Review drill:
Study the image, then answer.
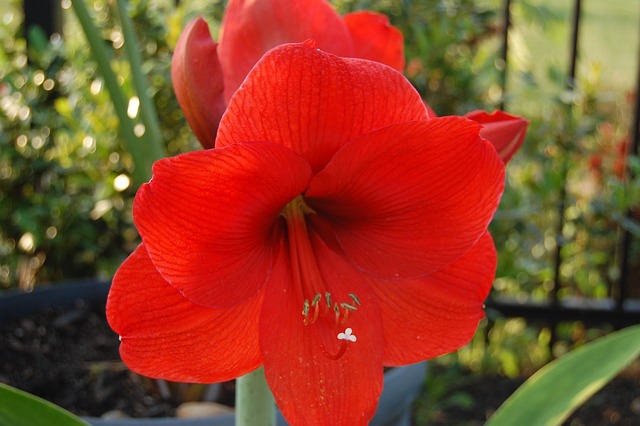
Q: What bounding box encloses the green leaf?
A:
[115,0,166,163]
[486,324,640,426]
[70,0,163,187]
[0,383,90,426]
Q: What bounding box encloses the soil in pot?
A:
[0,298,235,418]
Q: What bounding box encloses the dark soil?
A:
[0,299,234,418]
[1,299,639,424]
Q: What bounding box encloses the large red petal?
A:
[106,244,263,382]
[217,43,428,173]
[305,117,505,279]
[218,0,353,102]
[343,11,405,72]
[371,232,496,365]
[171,17,226,149]
[465,110,528,164]
[260,236,384,426]
[134,143,312,308]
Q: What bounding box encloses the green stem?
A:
[70,0,158,186]
[115,0,166,163]
[236,367,276,426]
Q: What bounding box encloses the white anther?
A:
[337,327,357,343]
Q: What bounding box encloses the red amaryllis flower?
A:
[108,43,505,425]
[464,110,528,164]
[171,0,404,148]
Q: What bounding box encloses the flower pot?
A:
[0,280,427,425]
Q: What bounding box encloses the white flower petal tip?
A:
[337,327,357,342]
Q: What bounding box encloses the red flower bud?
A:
[464,110,528,164]
[171,17,226,149]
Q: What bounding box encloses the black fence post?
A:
[551,0,582,308]
[23,0,62,41]
[499,0,511,111]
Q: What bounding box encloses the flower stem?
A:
[236,367,276,426]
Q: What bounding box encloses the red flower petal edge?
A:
[107,244,263,382]
[465,109,529,164]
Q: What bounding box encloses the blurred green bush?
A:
[0,0,196,289]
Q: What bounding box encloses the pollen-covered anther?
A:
[349,293,361,306]
[302,293,322,325]
[301,291,361,327]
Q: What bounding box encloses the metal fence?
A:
[20,0,640,328]
[487,0,640,329]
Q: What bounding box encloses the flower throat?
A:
[283,196,360,360]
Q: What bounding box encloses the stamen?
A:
[301,291,362,327]
[333,302,340,324]
[339,307,350,327]
[311,293,322,307]
[306,301,320,325]
[284,197,361,360]
[340,302,358,311]
[349,293,361,306]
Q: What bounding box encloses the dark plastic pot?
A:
[0,280,427,426]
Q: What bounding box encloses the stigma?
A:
[338,327,357,342]
[317,327,357,360]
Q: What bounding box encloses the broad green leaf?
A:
[487,324,640,426]
[0,383,90,426]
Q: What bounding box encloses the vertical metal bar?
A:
[567,0,582,89]
[616,25,640,310]
[23,0,61,41]
[499,0,512,111]
[551,0,582,306]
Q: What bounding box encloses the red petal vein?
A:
[107,244,263,382]
[133,143,312,308]
[217,43,428,172]
[306,117,505,279]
